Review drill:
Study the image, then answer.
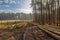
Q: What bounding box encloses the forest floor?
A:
[33,23,60,35]
[0,22,56,40]
[40,25,60,35]
[0,20,59,40]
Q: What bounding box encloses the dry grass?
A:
[0,20,20,24]
[0,20,32,24]
[0,20,32,29]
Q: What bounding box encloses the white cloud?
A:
[0,1,3,4]
[5,0,9,3]
[0,10,14,13]
[0,0,32,13]
[17,1,20,4]
[16,9,32,14]
[0,10,5,12]
[20,0,32,13]
[5,5,10,7]
[21,0,31,9]
[10,0,16,4]
[0,8,32,13]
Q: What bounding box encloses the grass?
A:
[0,20,32,24]
[0,20,21,24]
[0,20,32,29]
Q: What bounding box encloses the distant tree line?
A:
[0,12,33,20]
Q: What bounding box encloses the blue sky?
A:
[0,0,32,13]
